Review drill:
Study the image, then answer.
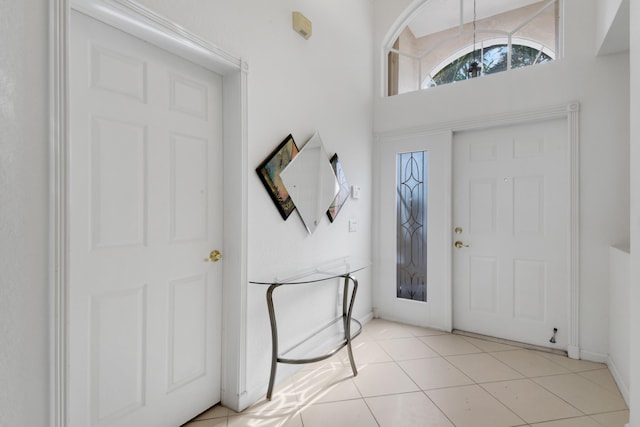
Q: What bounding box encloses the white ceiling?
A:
[407,0,545,38]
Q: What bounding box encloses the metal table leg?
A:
[343,274,359,376]
[264,274,360,400]
[265,284,279,400]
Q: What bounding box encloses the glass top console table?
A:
[250,257,369,400]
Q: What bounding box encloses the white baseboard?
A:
[579,349,609,364]
[372,310,451,332]
[567,345,580,359]
[607,356,630,405]
[359,311,374,325]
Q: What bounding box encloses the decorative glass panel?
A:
[396,151,428,301]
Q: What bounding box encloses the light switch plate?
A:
[349,218,358,232]
[351,185,361,199]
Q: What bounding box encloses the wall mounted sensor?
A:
[292,11,312,39]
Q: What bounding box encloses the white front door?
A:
[69,11,223,427]
[452,118,569,349]
[376,132,452,331]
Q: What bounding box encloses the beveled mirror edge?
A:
[280,132,339,234]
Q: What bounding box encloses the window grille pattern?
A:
[396,151,428,302]
[425,44,553,88]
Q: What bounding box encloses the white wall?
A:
[372,0,630,360]
[597,0,624,49]
[597,0,629,55]
[0,2,50,426]
[609,245,630,403]
[134,0,375,404]
[629,1,639,425]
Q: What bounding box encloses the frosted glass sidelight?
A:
[396,151,428,302]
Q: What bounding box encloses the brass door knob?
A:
[454,241,469,249]
[204,250,222,262]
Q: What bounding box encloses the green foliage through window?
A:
[425,44,552,88]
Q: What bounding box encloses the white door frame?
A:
[50,1,249,425]
[374,102,580,358]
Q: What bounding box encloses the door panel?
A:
[170,133,209,242]
[91,287,147,423]
[167,275,207,391]
[452,118,569,349]
[70,11,222,427]
[91,116,147,248]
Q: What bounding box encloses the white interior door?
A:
[69,11,223,427]
[376,132,452,331]
[452,118,569,349]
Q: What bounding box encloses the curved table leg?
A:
[343,274,359,376]
[266,284,279,400]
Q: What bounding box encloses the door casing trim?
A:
[375,102,580,358]
[50,1,250,425]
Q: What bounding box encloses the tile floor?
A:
[183,319,629,427]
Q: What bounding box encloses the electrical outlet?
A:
[348,218,358,232]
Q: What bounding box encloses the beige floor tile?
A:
[537,352,606,372]
[460,335,522,352]
[378,337,440,361]
[347,339,393,365]
[201,320,629,427]
[298,348,350,371]
[590,410,630,426]
[362,319,416,340]
[352,362,420,397]
[192,404,233,420]
[399,357,474,390]
[419,334,483,356]
[355,330,376,342]
[426,384,525,427]
[183,418,228,427]
[482,379,583,423]
[579,368,624,397]
[299,399,378,427]
[530,416,602,427]
[401,324,449,338]
[227,408,303,427]
[365,392,454,427]
[491,350,570,377]
[293,366,361,404]
[242,378,299,413]
[446,353,524,383]
[533,374,628,415]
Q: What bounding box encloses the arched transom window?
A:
[387,0,560,96]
